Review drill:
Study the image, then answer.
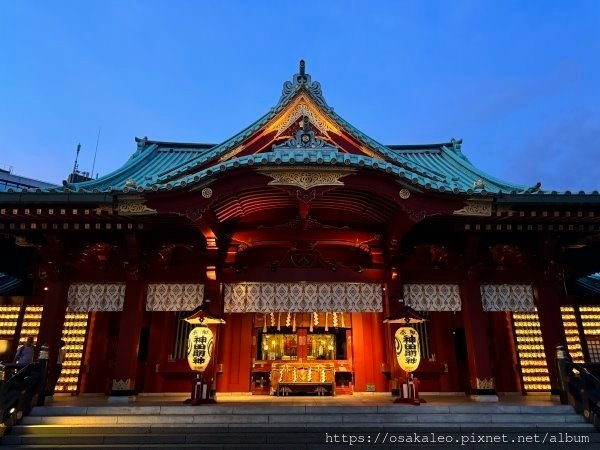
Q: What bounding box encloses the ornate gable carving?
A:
[259,167,353,191]
[269,98,337,138]
[117,197,156,215]
[273,116,331,150]
[453,199,493,217]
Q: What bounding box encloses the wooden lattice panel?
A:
[580,306,600,363]
[513,310,550,392]
[587,338,600,363]
[560,306,584,363]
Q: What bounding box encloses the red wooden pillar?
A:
[384,271,403,393]
[204,275,226,395]
[460,277,498,401]
[535,280,567,394]
[143,312,168,393]
[37,279,69,381]
[216,312,253,392]
[351,312,387,392]
[369,312,387,392]
[109,278,145,398]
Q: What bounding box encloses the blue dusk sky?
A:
[1,1,599,191]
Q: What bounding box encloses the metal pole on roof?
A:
[72,143,81,176]
[91,127,101,178]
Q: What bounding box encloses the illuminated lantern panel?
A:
[512,311,551,392]
[187,326,214,372]
[394,326,421,373]
[560,306,584,363]
[18,305,43,346]
[0,305,21,339]
[55,311,89,393]
[580,306,600,363]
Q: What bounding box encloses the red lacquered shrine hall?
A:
[2,61,600,401]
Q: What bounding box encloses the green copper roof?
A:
[49,140,214,193]
[3,61,581,198]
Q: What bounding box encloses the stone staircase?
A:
[1,403,598,449]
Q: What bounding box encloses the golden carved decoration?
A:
[218,144,245,162]
[112,378,132,391]
[259,167,353,190]
[358,145,382,160]
[267,95,339,138]
[201,187,213,198]
[475,377,495,390]
[453,199,492,217]
[117,199,156,215]
[399,189,411,199]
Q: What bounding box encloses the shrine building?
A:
[1,61,600,401]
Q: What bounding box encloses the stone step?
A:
[28,404,578,416]
[6,403,595,449]
[19,413,588,426]
[3,428,600,449]
[9,422,598,435]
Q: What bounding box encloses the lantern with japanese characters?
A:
[187,326,214,372]
[395,326,421,372]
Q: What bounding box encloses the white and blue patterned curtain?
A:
[224,282,382,312]
[146,284,204,311]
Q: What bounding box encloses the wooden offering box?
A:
[270,362,335,396]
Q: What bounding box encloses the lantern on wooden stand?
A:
[183,302,225,405]
[383,302,426,405]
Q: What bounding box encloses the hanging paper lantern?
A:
[187,326,214,372]
[394,326,421,372]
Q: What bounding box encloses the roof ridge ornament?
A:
[299,60,307,81]
[135,136,149,152]
[278,60,328,107]
[525,181,542,194]
[450,138,463,151]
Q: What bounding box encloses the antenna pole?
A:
[72,143,81,175]
[91,127,101,177]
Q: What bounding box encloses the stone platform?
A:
[1,394,598,449]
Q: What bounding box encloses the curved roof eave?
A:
[437,144,530,194]
[111,150,485,196]
[29,61,588,200]
[58,143,161,192]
